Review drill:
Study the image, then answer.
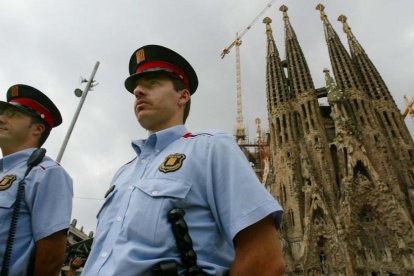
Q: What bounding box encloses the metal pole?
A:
[56,61,100,163]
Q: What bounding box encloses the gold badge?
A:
[136,49,145,64]
[11,86,19,97]
[159,153,186,173]
[0,175,17,191]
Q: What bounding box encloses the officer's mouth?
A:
[136,100,150,111]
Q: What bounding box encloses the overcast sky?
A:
[1,0,413,233]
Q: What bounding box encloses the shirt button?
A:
[128,185,133,190]
[151,190,159,196]
[116,216,122,222]
[141,159,146,164]
[101,252,108,258]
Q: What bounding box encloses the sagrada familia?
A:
[260,4,414,275]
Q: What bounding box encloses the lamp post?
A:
[56,61,100,163]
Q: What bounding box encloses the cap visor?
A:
[125,69,176,93]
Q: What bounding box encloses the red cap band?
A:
[10,98,54,127]
[136,61,189,88]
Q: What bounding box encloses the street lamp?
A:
[56,61,100,163]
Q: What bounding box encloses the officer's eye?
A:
[147,79,161,87]
[0,108,21,118]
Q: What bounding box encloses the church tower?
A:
[262,15,306,266]
[338,14,414,216]
[264,4,414,275]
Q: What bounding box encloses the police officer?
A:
[0,84,73,275]
[82,45,285,275]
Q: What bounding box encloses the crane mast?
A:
[235,38,246,143]
[221,0,277,144]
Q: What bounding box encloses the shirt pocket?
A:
[126,178,191,245]
[0,193,16,221]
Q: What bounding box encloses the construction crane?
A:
[221,0,277,144]
[402,95,414,122]
[220,0,277,59]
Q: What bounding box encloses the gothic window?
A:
[353,161,371,182]
[353,99,359,111]
[276,118,281,132]
[383,111,392,126]
[289,209,295,227]
[361,100,367,113]
[319,251,328,274]
[282,185,287,203]
[313,208,325,226]
[294,112,303,139]
[359,206,375,223]
[302,104,307,118]
[344,148,348,175]
[391,112,404,138]
[409,150,414,161]
[307,101,313,117]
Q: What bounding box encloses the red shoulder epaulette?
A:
[183,132,213,139]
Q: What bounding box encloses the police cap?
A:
[0,84,62,128]
[124,45,198,95]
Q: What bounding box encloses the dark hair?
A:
[30,116,51,147]
[170,77,191,123]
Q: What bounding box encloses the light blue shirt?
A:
[0,148,73,276]
[82,125,283,276]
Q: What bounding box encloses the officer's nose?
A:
[133,85,147,99]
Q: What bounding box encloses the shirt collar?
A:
[131,125,187,155]
[0,148,37,172]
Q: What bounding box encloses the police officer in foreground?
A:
[82,45,285,275]
[0,84,73,275]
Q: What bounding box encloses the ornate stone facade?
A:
[263,4,414,275]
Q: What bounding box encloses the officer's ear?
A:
[31,122,46,137]
[177,89,190,107]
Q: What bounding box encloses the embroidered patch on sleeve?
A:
[159,153,186,173]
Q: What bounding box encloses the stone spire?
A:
[316,4,362,91]
[280,5,315,97]
[263,17,290,111]
[338,14,392,101]
[339,14,414,144]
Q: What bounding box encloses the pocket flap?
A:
[0,195,15,208]
[135,178,191,199]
